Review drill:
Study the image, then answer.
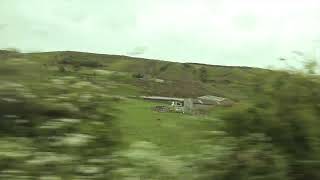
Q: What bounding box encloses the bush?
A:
[195,134,289,180]
[60,57,102,68]
[132,73,144,79]
[220,69,320,180]
[159,63,171,72]
[199,67,208,82]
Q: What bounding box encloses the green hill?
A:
[1,49,320,179]
[2,50,271,100]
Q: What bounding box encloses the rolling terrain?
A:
[0,50,298,179]
[1,50,271,100]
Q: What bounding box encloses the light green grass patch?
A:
[114,98,217,155]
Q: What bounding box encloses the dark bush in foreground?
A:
[219,70,320,180]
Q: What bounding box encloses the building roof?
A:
[141,95,231,106]
[192,98,217,105]
[141,96,184,102]
[198,95,226,102]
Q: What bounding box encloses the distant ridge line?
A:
[2,49,267,70]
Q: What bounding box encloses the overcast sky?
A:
[1,0,320,67]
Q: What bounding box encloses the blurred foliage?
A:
[1,50,320,179]
[199,67,208,83]
[0,59,119,179]
[0,84,119,179]
[58,55,103,68]
[218,63,320,180]
[194,134,288,180]
[131,72,144,79]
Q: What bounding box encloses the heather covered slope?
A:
[2,50,271,100]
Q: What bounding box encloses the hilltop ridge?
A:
[1,50,273,100]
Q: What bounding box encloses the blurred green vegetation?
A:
[0,54,119,179]
[217,62,320,180]
[0,50,319,179]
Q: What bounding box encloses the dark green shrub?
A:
[132,73,144,79]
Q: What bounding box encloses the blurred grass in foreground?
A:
[0,52,320,180]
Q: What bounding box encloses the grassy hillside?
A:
[2,50,271,100]
[1,50,320,179]
[0,50,228,179]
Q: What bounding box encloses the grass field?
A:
[113,98,222,155]
[109,98,227,179]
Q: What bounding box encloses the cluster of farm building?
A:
[141,95,233,113]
